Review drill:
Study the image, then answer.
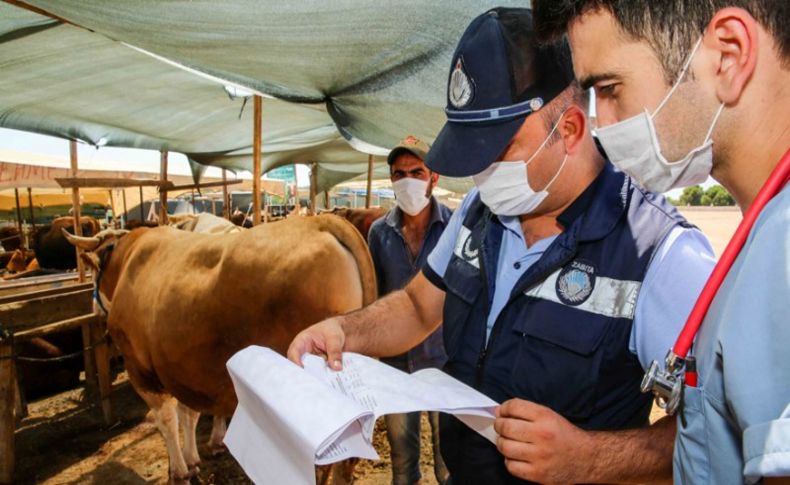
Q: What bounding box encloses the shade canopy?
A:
[2,1,521,191]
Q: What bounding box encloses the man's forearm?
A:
[339,290,427,357]
[583,415,675,483]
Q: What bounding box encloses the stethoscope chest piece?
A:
[641,352,684,415]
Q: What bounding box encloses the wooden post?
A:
[0,332,15,484]
[12,363,25,423]
[365,154,374,208]
[252,95,263,226]
[221,169,230,219]
[159,150,169,225]
[309,162,318,215]
[91,316,112,424]
[324,190,330,210]
[121,190,128,229]
[292,164,300,215]
[26,188,35,232]
[13,189,23,239]
[69,140,86,283]
[138,186,145,222]
[81,319,98,400]
[108,190,117,228]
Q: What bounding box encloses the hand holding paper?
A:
[224,346,499,485]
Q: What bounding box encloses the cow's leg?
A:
[135,389,192,484]
[315,459,359,485]
[208,416,227,455]
[177,402,201,473]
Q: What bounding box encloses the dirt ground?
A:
[15,372,673,485]
[676,206,741,257]
[14,372,441,485]
[10,369,673,485]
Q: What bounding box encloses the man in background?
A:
[367,136,452,485]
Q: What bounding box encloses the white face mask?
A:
[392,177,431,216]
[596,37,725,193]
[473,118,568,216]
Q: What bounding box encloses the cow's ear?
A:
[80,252,100,272]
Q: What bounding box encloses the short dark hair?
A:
[533,0,790,81]
[540,82,588,144]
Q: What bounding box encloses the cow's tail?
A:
[315,215,378,306]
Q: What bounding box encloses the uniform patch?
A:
[556,260,596,306]
[449,57,474,108]
[462,231,479,262]
[453,226,480,268]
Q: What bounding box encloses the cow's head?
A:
[61,228,128,269]
[62,228,130,315]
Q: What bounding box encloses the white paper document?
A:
[224,346,499,485]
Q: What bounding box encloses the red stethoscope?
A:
[642,146,790,414]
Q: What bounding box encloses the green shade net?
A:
[23,0,523,148]
[2,1,522,191]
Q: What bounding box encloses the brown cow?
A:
[321,207,387,239]
[64,215,376,483]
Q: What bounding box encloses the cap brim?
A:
[425,116,525,177]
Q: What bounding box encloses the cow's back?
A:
[109,216,375,415]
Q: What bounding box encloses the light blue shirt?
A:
[427,188,716,370]
[674,186,790,483]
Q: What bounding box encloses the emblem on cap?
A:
[529,97,544,112]
[403,135,419,145]
[449,58,474,109]
[556,260,596,306]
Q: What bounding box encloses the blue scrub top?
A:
[674,185,790,483]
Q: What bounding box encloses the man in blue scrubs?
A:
[533,1,790,483]
[289,8,714,483]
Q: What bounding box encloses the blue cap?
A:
[425,8,575,177]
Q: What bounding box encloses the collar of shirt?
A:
[384,195,447,234]
[486,162,622,242]
[486,162,624,270]
[557,162,627,242]
[496,214,558,262]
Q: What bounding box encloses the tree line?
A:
[671,185,735,207]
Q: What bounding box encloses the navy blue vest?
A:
[437,164,691,484]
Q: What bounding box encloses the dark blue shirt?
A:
[367,196,452,372]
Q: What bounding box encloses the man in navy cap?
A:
[289,8,715,483]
